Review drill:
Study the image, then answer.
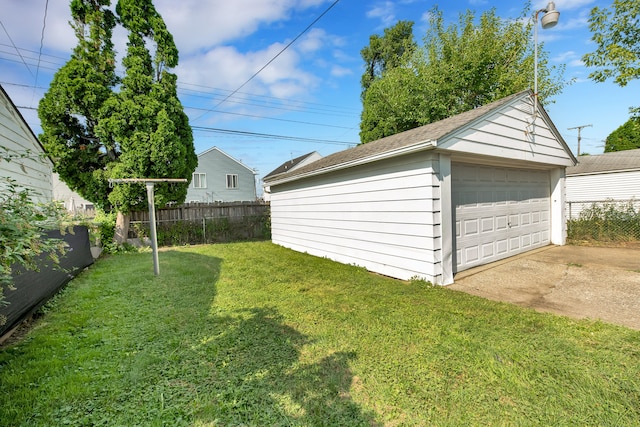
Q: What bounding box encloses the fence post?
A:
[202,217,206,244]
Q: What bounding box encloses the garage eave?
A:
[267,140,436,186]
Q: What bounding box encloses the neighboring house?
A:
[186,146,258,202]
[0,84,52,203]
[52,173,95,214]
[262,151,322,201]
[566,149,640,218]
[265,90,577,285]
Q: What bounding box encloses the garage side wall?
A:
[270,152,443,282]
[566,171,640,218]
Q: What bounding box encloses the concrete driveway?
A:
[448,245,640,330]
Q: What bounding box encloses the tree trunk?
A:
[114,211,130,244]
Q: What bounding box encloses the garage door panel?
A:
[481,243,494,258]
[453,163,551,272]
[481,217,493,233]
[463,219,479,236]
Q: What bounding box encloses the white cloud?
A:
[330,65,352,77]
[297,28,327,54]
[155,0,334,55]
[366,1,396,27]
[177,41,317,100]
[1,0,74,53]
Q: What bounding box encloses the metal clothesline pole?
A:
[108,178,187,275]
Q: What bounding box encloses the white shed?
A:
[0,84,53,203]
[265,90,577,285]
[566,149,640,218]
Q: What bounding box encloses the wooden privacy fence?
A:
[128,201,271,246]
[129,201,269,222]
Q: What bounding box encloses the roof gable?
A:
[266,90,575,185]
[198,146,256,174]
[567,148,640,175]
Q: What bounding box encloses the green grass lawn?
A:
[1,241,639,426]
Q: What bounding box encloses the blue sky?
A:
[1,0,636,195]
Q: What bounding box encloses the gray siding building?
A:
[186,146,257,202]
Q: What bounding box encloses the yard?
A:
[1,242,639,426]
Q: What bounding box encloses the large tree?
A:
[360,20,416,100]
[38,0,117,210]
[39,0,196,229]
[359,6,566,143]
[604,118,640,152]
[97,0,196,214]
[582,0,640,88]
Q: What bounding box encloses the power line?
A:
[179,81,359,114]
[191,125,355,146]
[14,104,357,146]
[33,0,50,103]
[185,105,355,130]
[0,20,33,77]
[192,0,341,122]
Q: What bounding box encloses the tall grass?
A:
[1,242,639,426]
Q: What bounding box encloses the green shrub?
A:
[129,214,271,247]
[568,199,640,242]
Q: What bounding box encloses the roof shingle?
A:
[264,90,530,183]
[567,149,640,175]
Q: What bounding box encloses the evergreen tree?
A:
[39,0,196,217]
[98,0,197,213]
[38,0,117,210]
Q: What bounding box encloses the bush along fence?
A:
[566,199,640,243]
[128,201,270,247]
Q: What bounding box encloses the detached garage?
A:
[265,90,576,285]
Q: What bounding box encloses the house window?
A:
[193,173,206,188]
[226,174,238,189]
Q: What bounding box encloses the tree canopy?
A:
[360,20,416,100]
[604,117,640,152]
[359,6,566,144]
[39,0,196,213]
[582,0,640,88]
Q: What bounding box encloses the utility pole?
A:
[567,124,592,156]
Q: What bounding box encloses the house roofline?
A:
[198,146,257,175]
[567,167,640,177]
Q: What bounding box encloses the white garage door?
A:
[452,163,550,272]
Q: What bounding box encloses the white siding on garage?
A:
[566,170,640,218]
[271,152,443,282]
[452,163,551,272]
[566,170,640,201]
[440,96,574,167]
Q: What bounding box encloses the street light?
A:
[534,2,560,115]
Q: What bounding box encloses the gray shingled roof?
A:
[265,90,531,183]
[567,149,640,175]
[263,151,318,180]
